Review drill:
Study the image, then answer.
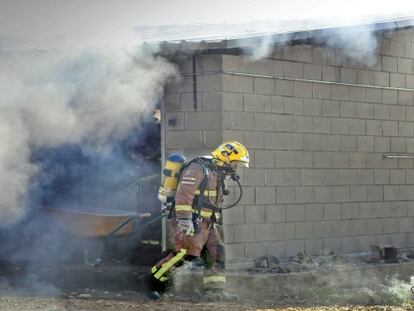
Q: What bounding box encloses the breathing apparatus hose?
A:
[207,172,243,210]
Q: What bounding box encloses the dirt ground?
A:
[0,296,411,311]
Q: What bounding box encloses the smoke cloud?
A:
[0,47,176,226]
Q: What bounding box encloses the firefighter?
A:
[149,141,249,301]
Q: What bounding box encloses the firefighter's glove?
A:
[177,218,195,236]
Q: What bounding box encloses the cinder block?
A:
[390,73,406,88]
[366,185,383,201]
[266,96,284,113]
[303,98,322,116]
[254,150,275,168]
[366,219,382,234]
[357,103,374,119]
[324,204,342,220]
[366,88,382,103]
[314,221,333,238]
[374,136,390,152]
[222,93,244,111]
[373,104,390,120]
[382,56,398,72]
[332,118,349,134]
[275,151,296,168]
[323,169,340,185]
[374,72,390,87]
[255,113,275,131]
[292,45,313,63]
[406,75,414,89]
[350,185,367,201]
[305,205,327,221]
[314,152,332,168]
[265,169,284,185]
[256,187,276,205]
[339,68,357,83]
[233,224,256,242]
[198,74,223,92]
[365,154,383,169]
[245,241,268,258]
[294,81,313,98]
[349,153,365,168]
[322,135,341,152]
[222,225,235,243]
[357,136,374,152]
[286,204,306,221]
[382,218,399,233]
[332,186,350,202]
[223,112,254,130]
[286,240,306,257]
[399,217,413,232]
[357,70,375,85]
[340,169,357,185]
[390,169,405,184]
[295,222,314,239]
[243,132,264,149]
[303,169,323,185]
[374,169,390,184]
[382,89,398,105]
[203,130,223,148]
[275,223,295,240]
[222,205,245,225]
[263,59,284,76]
[348,119,365,135]
[186,111,222,130]
[295,116,313,132]
[391,137,407,152]
[284,97,304,115]
[322,100,340,117]
[222,75,253,93]
[384,185,400,201]
[331,85,349,101]
[322,66,339,82]
[303,64,322,80]
[356,170,373,185]
[383,120,399,136]
[274,79,294,96]
[244,94,265,112]
[276,186,296,203]
[303,134,322,150]
[254,77,274,95]
[267,240,287,258]
[314,187,332,203]
[397,57,413,74]
[313,117,331,134]
[398,91,414,105]
[366,120,382,136]
[266,205,287,223]
[222,130,243,142]
[244,168,266,186]
[274,114,295,132]
[283,61,303,78]
[408,138,414,153]
[285,133,304,150]
[349,86,365,102]
[295,187,315,203]
[166,130,203,149]
[390,105,406,121]
[239,186,255,205]
[341,203,359,219]
[332,152,349,168]
[313,81,332,99]
[244,205,266,224]
[225,243,245,260]
[340,101,357,118]
[222,55,243,72]
[264,132,285,150]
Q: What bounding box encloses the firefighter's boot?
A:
[204,289,239,302]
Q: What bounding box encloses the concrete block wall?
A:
[164,27,414,262]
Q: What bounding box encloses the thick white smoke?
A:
[0,47,176,225]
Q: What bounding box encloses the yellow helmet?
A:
[211,141,249,168]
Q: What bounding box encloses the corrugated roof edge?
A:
[156,17,414,56]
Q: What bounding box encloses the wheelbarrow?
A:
[42,206,162,266]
